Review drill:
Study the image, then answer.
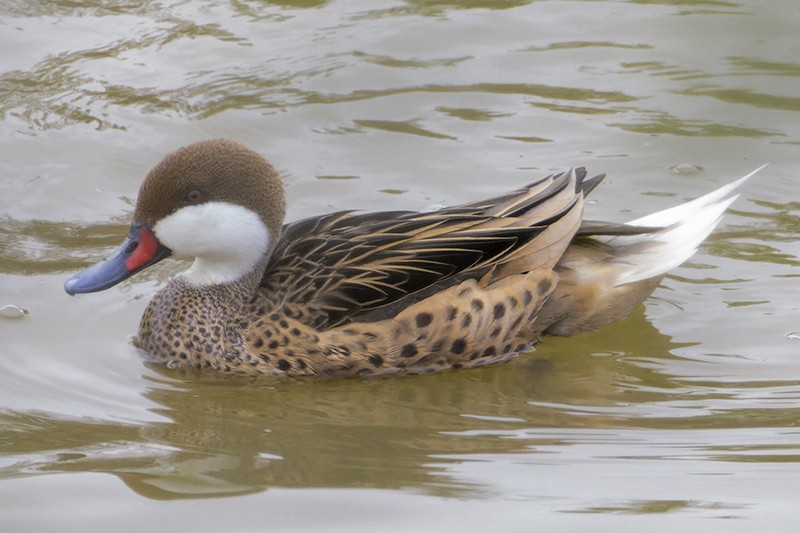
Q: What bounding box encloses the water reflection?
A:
[609,112,782,138]
[402,0,535,11]
[0,218,128,275]
[711,202,800,267]
[1,0,780,147]
[0,309,751,500]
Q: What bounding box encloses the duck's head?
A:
[65,139,286,295]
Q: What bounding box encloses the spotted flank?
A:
[65,140,760,377]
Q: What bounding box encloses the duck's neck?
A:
[178,244,271,290]
[182,251,270,302]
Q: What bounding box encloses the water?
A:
[1,1,799,531]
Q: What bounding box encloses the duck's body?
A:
[65,140,759,377]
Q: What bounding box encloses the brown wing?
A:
[260,168,600,329]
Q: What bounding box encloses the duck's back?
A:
[259,168,591,330]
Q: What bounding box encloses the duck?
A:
[64,140,760,377]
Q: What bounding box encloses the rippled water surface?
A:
[1,1,799,531]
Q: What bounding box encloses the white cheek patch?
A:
[153,202,271,286]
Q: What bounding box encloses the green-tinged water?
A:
[1,1,799,531]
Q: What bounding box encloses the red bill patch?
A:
[126,226,159,271]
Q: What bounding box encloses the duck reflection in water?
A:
[3,309,690,499]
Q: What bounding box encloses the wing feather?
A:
[260,168,599,328]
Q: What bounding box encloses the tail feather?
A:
[540,166,763,336]
[597,165,765,286]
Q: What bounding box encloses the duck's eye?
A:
[184,190,204,205]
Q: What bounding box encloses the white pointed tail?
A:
[600,165,765,286]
